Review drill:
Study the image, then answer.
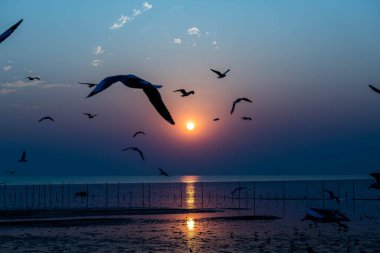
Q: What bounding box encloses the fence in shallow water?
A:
[0,180,379,217]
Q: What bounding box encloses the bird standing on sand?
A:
[38,116,54,122]
[0,19,23,44]
[241,117,252,121]
[27,76,40,81]
[323,189,340,204]
[368,84,380,94]
[210,69,230,79]
[369,173,380,190]
[133,131,146,138]
[79,82,97,88]
[83,113,97,119]
[159,168,169,177]
[231,98,253,114]
[87,75,175,125]
[173,89,195,97]
[18,151,27,162]
[122,147,145,161]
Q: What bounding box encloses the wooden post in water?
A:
[306,181,309,208]
[142,183,145,208]
[345,191,348,208]
[148,183,151,208]
[117,183,120,208]
[61,183,64,208]
[180,183,183,208]
[282,181,286,215]
[253,181,256,216]
[32,184,34,209]
[337,181,340,208]
[321,181,325,208]
[352,180,355,215]
[68,183,71,209]
[3,184,6,209]
[44,184,46,209]
[105,183,108,208]
[86,183,89,209]
[25,185,28,209]
[38,184,41,209]
[49,183,52,209]
[201,181,204,208]
[238,181,241,209]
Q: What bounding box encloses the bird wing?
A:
[370,173,380,183]
[369,85,380,94]
[174,89,186,94]
[83,113,91,117]
[210,69,222,76]
[241,98,253,103]
[87,76,121,98]
[223,69,230,75]
[47,117,54,121]
[133,131,145,137]
[143,86,175,125]
[122,147,133,151]
[134,148,145,161]
[231,101,237,114]
[0,19,23,44]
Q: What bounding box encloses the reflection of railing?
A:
[0,180,376,215]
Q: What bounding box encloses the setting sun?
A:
[186,121,195,131]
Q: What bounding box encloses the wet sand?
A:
[0,208,379,252]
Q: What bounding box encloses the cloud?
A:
[174,38,182,44]
[187,27,200,36]
[3,65,12,71]
[143,2,152,11]
[40,84,72,89]
[0,88,17,95]
[212,40,217,45]
[1,80,42,88]
[91,59,102,67]
[93,46,104,55]
[110,15,131,30]
[133,9,142,16]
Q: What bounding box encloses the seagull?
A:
[38,116,54,122]
[18,151,27,162]
[173,89,195,97]
[83,113,97,119]
[78,82,97,88]
[231,98,253,114]
[323,189,340,204]
[0,19,23,44]
[210,68,230,79]
[213,118,220,121]
[27,76,40,81]
[133,131,146,138]
[369,173,380,190]
[122,147,145,161]
[87,75,175,125]
[241,116,252,121]
[231,186,247,195]
[369,84,380,94]
[159,168,169,177]
[302,208,350,223]
[6,171,15,175]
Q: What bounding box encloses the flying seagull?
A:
[87,75,175,125]
[173,89,195,97]
[369,84,380,94]
[323,189,340,204]
[38,116,54,122]
[122,147,145,161]
[231,98,253,114]
[210,68,230,79]
[18,151,27,162]
[369,173,380,190]
[27,76,40,81]
[241,117,252,121]
[78,82,97,88]
[83,113,97,119]
[133,131,146,138]
[213,118,220,121]
[231,186,247,195]
[159,168,169,177]
[0,19,23,44]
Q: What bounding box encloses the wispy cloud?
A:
[0,88,17,95]
[174,38,182,44]
[40,84,72,89]
[93,46,104,55]
[110,2,152,30]
[1,80,42,88]
[187,27,200,36]
[212,40,217,45]
[143,2,152,11]
[91,59,102,67]
[3,65,12,71]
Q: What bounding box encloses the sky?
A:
[1,0,380,176]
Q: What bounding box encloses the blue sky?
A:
[1,0,380,176]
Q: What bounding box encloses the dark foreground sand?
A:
[0,208,379,252]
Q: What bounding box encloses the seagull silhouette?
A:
[231,186,247,195]
[78,82,97,88]
[83,113,97,119]
[0,19,23,44]
[159,168,169,177]
[210,68,230,79]
[241,116,252,121]
[38,116,54,122]
[27,76,40,81]
[18,151,27,162]
[213,118,220,121]
[369,173,380,190]
[122,147,145,161]
[323,189,340,204]
[133,131,146,138]
[231,98,253,114]
[369,84,380,94]
[173,89,195,97]
[87,75,175,125]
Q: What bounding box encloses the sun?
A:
[186,121,195,131]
